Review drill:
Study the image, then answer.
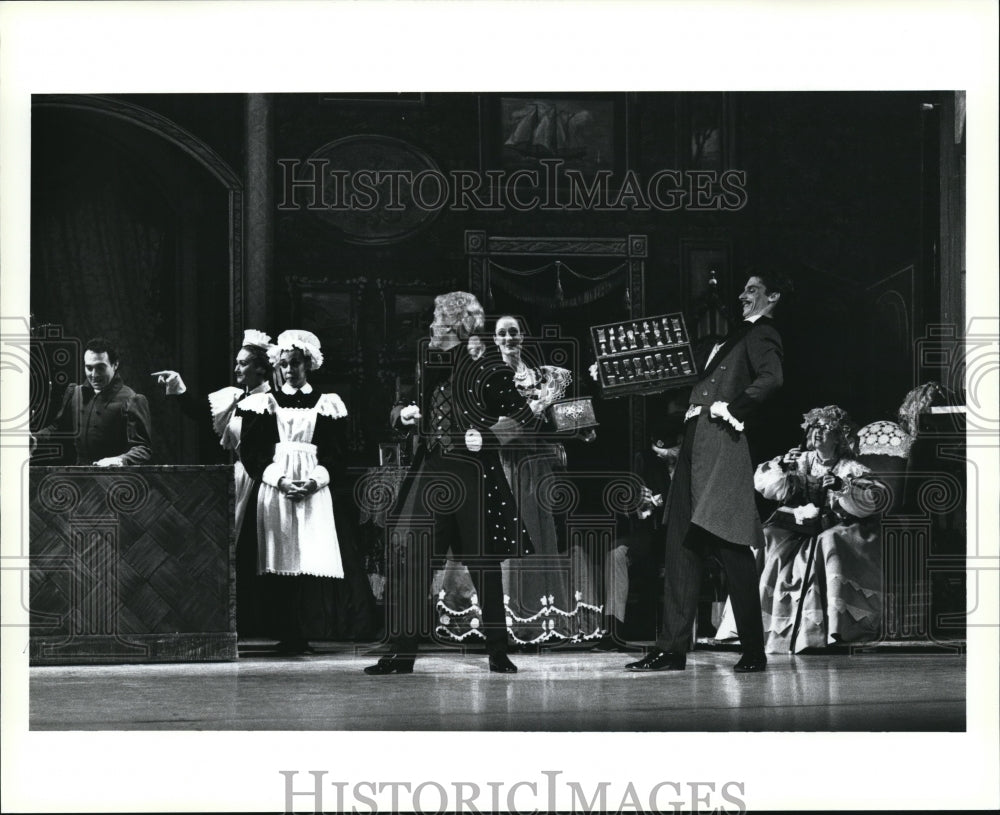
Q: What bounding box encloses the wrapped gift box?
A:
[548,396,599,431]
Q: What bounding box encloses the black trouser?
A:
[385,542,508,656]
[385,450,509,657]
[234,503,263,637]
[657,523,765,656]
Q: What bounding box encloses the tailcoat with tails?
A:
[663,316,784,550]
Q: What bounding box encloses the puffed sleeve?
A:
[754,455,802,504]
[207,386,243,442]
[118,393,153,465]
[728,323,784,421]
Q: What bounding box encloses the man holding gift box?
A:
[627,271,792,674]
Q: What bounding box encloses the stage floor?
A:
[29,642,965,732]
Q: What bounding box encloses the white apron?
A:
[256,403,344,578]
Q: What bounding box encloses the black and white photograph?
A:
[1,2,997,813]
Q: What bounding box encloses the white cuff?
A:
[308,465,330,490]
[262,462,285,488]
[711,401,744,432]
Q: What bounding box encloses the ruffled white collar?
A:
[281,382,313,395]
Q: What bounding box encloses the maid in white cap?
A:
[154,328,276,536]
[238,329,349,654]
[153,329,276,637]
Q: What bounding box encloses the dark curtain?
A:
[31,106,230,464]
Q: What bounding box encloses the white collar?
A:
[248,382,271,395]
[281,381,313,395]
[708,314,763,363]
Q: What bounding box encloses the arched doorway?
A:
[31,95,243,463]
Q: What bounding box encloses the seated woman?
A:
[717,405,887,653]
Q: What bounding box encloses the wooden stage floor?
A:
[29,642,965,732]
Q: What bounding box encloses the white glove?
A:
[93,456,125,467]
[465,428,483,452]
[152,370,186,396]
[638,486,655,519]
[709,401,744,433]
[399,404,421,425]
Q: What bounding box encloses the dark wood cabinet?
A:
[29,465,235,664]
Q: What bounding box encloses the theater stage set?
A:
[26,91,969,733]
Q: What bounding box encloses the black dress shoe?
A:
[733,654,767,673]
[488,653,518,674]
[625,650,686,671]
[363,654,415,675]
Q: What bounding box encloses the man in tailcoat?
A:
[365,292,536,675]
[627,272,792,673]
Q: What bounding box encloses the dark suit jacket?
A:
[688,317,784,420]
[34,375,153,465]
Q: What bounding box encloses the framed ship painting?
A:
[480,92,631,178]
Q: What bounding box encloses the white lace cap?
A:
[242,329,273,351]
[271,329,324,370]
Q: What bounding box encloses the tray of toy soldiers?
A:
[590,312,699,397]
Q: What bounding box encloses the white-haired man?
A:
[366,292,536,675]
